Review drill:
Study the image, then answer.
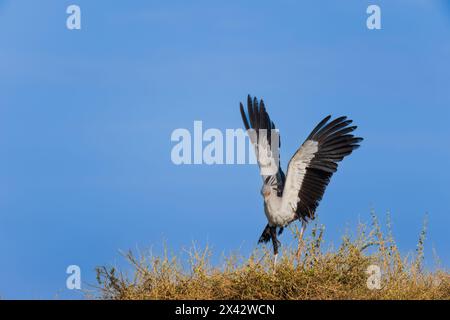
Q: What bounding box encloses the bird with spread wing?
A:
[240,95,363,264]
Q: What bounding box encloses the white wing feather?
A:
[281,140,318,212]
[248,128,280,178]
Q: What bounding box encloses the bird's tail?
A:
[258,224,284,243]
[258,225,271,243]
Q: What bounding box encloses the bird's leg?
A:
[296,220,307,261]
[270,226,280,272]
[299,220,306,240]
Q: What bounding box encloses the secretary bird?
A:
[239,95,363,265]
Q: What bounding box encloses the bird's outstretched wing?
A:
[240,95,285,195]
[281,115,363,220]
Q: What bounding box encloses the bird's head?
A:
[261,185,272,199]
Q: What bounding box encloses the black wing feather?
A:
[240,95,286,195]
[295,116,362,221]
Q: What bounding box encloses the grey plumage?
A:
[239,95,363,257]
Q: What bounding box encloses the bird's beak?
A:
[263,190,271,198]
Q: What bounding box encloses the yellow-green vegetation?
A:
[95,212,449,300]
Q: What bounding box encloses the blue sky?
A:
[0,0,449,299]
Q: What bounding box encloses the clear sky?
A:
[0,0,449,299]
